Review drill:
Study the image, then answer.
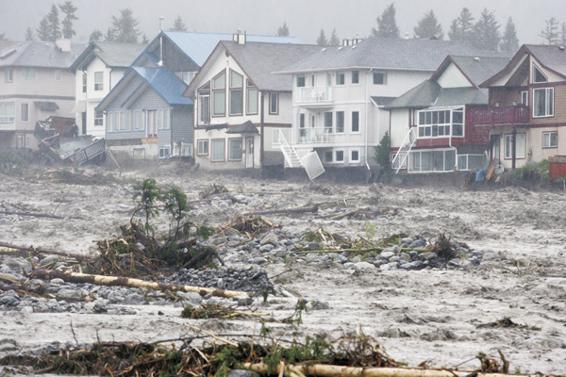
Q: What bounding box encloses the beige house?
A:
[0,39,83,149]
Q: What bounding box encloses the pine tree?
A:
[25,27,35,41]
[277,22,290,36]
[472,8,500,51]
[372,3,400,38]
[448,7,474,41]
[107,8,140,43]
[316,29,328,46]
[37,17,51,41]
[89,30,103,43]
[414,10,443,39]
[500,17,519,53]
[59,1,78,39]
[104,28,116,42]
[329,29,340,46]
[47,4,61,41]
[540,17,560,45]
[172,15,187,31]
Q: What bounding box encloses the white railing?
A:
[391,127,417,174]
[296,127,337,144]
[296,87,333,104]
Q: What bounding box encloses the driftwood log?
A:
[0,241,92,262]
[242,363,544,377]
[30,269,250,299]
[245,205,319,217]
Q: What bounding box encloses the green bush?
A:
[510,160,549,183]
[374,133,392,180]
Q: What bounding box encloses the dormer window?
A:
[532,65,547,83]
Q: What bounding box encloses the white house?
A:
[277,37,501,176]
[70,42,145,138]
[185,36,319,170]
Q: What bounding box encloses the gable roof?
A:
[187,41,319,93]
[431,55,510,87]
[131,67,192,105]
[277,37,508,74]
[0,40,85,69]
[70,41,145,71]
[481,44,566,87]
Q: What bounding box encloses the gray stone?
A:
[337,254,348,264]
[260,232,278,246]
[56,288,85,301]
[125,293,145,305]
[107,291,125,303]
[250,257,267,265]
[227,370,260,377]
[408,239,427,249]
[400,261,425,270]
[343,262,355,269]
[307,242,320,250]
[380,251,395,259]
[39,255,59,267]
[259,244,275,253]
[50,278,65,285]
[354,261,376,271]
[0,291,20,306]
[93,299,108,313]
[380,262,398,271]
[20,305,33,314]
[420,252,437,260]
[3,258,32,275]
[177,291,203,305]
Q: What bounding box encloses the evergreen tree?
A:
[277,22,290,36]
[25,27,35,41]
[540,17,560,45]
[107,8,140,43]
[448,7,474,41]
[472,8,500,51]
[372,3,400,38]
[37,17,51,41]
[104,28,116,42]
[329,29,340,46]
[59,1,78,39]
[414,10,443,39]
[500,17,519,53]
[172,15,187,31]
[316,29,328,46]
[89,30,103,43]
[142,34,149,43]
[47,4,61,41]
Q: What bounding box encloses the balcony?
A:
[0,119,16,131]
[295,87,333,108]
[296,127,337,144]
[468,106,529,127]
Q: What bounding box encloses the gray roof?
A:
[0,41,85,69]
[525,44,566,76]
[131,67,192,106]
[371,96,396,106]
[71,42,145,70]
[443,55,510,86]
[278,37,508,73]
[225,120,259,134]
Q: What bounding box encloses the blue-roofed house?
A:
[97,30,301,160]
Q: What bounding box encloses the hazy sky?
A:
[0,0,564,45]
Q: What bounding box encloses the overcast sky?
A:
[0,0,565,45]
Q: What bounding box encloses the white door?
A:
[245,137,254,168]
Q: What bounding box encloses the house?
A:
[478,44,566,170]
[0,39,83,150]
[96,31,300,160]
[70,42,145,138]
[185,37,319,170]
[276,37,505,177]
[385,55,509,174]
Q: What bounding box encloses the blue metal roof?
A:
[131,66,192,106]
[163,31,301,66]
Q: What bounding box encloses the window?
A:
[94,111,104,126]
[373,72,387,85]
[352,71,359,84]
[107,111,120,132]
[94,71,104,91]
[324,112,333,133]
[409,149,457,173]
[228,138,242,161]
[336,111,344,133]
[211,139,225,161]
[351,111,359,132]
[20,103,29,122]
[350,150,360,162]
[542,131,558,148]
[246,83,258,115]
[336,72,345,85]
[0,102,15,123]
[82,72,87,93]
[311,75,315,87]
[452,109,463,136]
[299,113,306,137]
[212,71,226,116]
[504,133,526,159]
[269,92,279,114]
[157,109,170,130]
[296,75,306,87]
[159,145,171,159]
[323,150,333,162]
[197,139,209,156]
[417,108,463,138]
[23,68,35,80]
[229,70,243,115]
[335,150,344,162]
[199,95,210,123]
[521,90,528,106]
[4,68,13,83]
[119,111,130,131]
[532,65,547,83]
[132,110,144,130]
[533,88,554,117]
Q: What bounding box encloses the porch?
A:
[467,105,529,126]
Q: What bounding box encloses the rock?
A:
[93,299,108,313]
[39,255,59,267]
[420,252,437,261]
[3,257,32,275]
[107,291,125,303]
[408,239,427,249]
[228,370,260,377]
[259,244,275,253]
[307,300,330,310]
[353,261,376,271]
[380,251,395,259]
[25,279,47,292]
[56,288,85,301]
[20,305,33,314]
[343,262,355,269]
[0,339,18,352]
[399,261,425,270]
[260,232,278,246]
[177,291,203,306]
[306,242,320,250]
[0,291,20,307]
[50,278,65,285]
[379,262,398,271]
[124,293,145,305]
[249,257,267,265]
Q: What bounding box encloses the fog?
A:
[0,0,565,44]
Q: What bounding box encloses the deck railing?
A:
[468,106,529,126]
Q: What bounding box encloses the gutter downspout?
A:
[364,69,369,170]
[260,91,265,169]
[512,126,517,170]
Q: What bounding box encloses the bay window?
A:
[533,88,554,118]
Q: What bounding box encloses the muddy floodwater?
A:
[0,164,565,375]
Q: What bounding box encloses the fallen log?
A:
[0,210,65,219]
[242,363,543,377]
[0,241,92,262]
[245,205,318,216]
[30,269,250,299]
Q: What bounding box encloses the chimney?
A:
[233,30,247,45]
[55,39,71,52]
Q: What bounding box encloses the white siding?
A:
[437,63,472,88]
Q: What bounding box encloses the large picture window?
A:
[417,108,463,138]
[211,139,225,161]
[533,88,554,118]
[229,70,243,115]
[212,71,226,116]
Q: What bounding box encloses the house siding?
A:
[171,106,193,144]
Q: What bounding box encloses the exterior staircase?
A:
[391,127,417,174]
[279,130,325,181]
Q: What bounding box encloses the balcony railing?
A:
[468,106,529,126]
[296,127,337,144]
[296,87,333,106]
